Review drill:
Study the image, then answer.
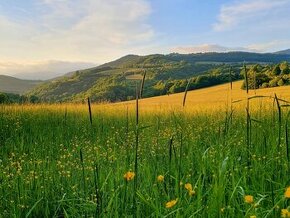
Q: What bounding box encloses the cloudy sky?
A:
[1,0,290,79]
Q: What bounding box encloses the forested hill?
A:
[27,52,290,103]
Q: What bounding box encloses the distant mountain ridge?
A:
[0,75,43,94]
[274,49,290,55]
[97,51,290,68]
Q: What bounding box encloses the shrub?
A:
[269,78,278,87]
[278,79,284,86]
[261,82,269,88]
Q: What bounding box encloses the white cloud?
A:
[213,0,290,31]
[172,44,257,54]
[0,0,154,64]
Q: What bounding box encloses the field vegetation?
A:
[2,80,290,217]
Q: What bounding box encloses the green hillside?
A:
[0,75,42,94]
[27,52,290,103]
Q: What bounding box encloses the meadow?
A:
[2,81,290,217]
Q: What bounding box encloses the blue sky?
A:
[1,0,290,78]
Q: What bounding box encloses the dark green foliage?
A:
[271,64,281,76]
[0,93,8,103]
[168,51,290,63]
[242,62,290,89]
[280,61,290,74]
[149,68,241,98]
[0,92,39,104]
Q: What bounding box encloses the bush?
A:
[269,79,278,87]
[277,79,284,86]
[0,93,8,103]
[261,82,269,88]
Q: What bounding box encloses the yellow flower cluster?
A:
[123,171,135,181]
[281,209,290,218]
[244,195,254,204]
[285,187,290,198]
[157,175,164,182]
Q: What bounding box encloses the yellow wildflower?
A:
[244,195,254,204]
[157,175,164,182]
[281,209,290,218]
[184,183,195,196]
[184,183,193,191]
[165,199,178,208]
[123,171,135,181]
[250,216,256,218]
[285,187,290,198]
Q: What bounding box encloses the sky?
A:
[1,0,290,79]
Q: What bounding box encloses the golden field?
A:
[112,80,290,113]
[6,80,289,115]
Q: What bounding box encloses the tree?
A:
[261,82,269,88]
[280,62,290,74]
[271,65,281,76]
[29,95,39,103]
[277,79,284,86]
[0,93,7,104]
[242,70,269,89]
[168,80,187,93]
[269,78,279,87]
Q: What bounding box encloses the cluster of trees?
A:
[242,62,290,89]
[86,65,241,101]
[148,66,241,97]
[0,92,39,104]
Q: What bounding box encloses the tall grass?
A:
[87,97,93,125]
[1,96,290,217]
[182,79,191,107]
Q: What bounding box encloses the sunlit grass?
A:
[2,82,290,217]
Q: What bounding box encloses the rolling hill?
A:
[274,49,290,55]
[0,75,43,94]
[27,51,290,103]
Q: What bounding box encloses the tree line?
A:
[241,61,290,89]
[0,93,39,104]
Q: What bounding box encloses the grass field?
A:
[121,80,290,109]
[2,81,290,217]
